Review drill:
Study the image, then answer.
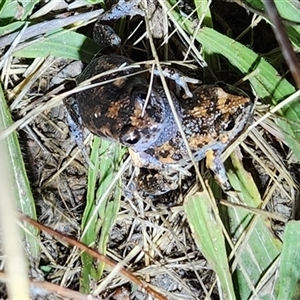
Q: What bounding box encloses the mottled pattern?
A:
[150,84,251,165]
[72,55,252,194]
[66,14,253,195]
[130,83,252,194]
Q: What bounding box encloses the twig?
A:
[264,0,300,89]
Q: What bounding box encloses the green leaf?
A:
[225,151,281,299]
[274,0,300,23]
[184,192,236,299]
[0,21,26,37]
[0,0,39,25]
[243,0,300,23]
[13,30,99,63]
[0,84,40,261]
[193,0,220,73]
[276,221,300,300]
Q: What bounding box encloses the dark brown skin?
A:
[73,56,252,194]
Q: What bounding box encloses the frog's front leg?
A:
[152,66,201,98]
[100,0,144,21]
[205,149,232,191]
[64,97,92,166]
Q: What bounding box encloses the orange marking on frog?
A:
[107,102,120,118]
[188,134,216,149]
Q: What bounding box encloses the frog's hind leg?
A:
[205,149,232,192]
[135,168,179,196]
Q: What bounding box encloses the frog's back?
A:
[181,83,252,153]
[144,83,252,167]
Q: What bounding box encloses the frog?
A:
[65,0,253,195]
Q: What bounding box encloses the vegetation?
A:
[0,0,300,299]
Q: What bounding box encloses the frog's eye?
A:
[131,86,148,104]
[123,133,140,145]
[137,92,147,102]
[120,126,140,145]
[224,119,235,131]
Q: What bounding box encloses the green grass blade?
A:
[0,21,26,36]
[226,151,281,299]
[184,192,236,299]
[194,0,212,26]
[95,142,123,277]
[0,85,40,260]
[80,137,101,293]
[0,0,39,25]
[193,0,220,72]
[80,137,123,292]
[244,0,300,23]
[13,30,99,63]
[276,220,300,300]
[80,137,104,291]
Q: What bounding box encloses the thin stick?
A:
[19,214,167,300]
[264,0,300,89]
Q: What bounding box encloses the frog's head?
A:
[119,85,181,152]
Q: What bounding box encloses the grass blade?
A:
[276,220,300,299]
[225,151,281,299]
[184,192,236,299]
[0,86,40,260]
[0,0,40,25]
[80,137,123,292]
[13,30,99,63]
